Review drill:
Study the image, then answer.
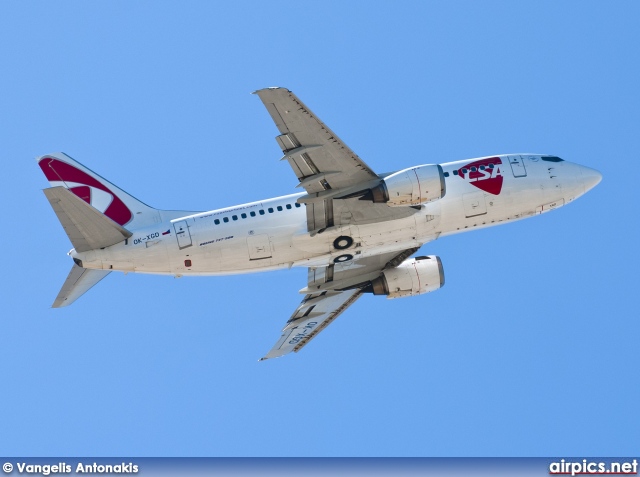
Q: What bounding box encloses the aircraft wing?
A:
[253,87,379,193]
[260,288,364,361]
[254,87,418,231]
[261,247,419,360]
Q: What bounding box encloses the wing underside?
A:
[260,288,364,360]
[253,87,378,194]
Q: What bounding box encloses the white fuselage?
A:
[71,154,596,276]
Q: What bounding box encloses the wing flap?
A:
[52,264,110,308]
[44,186,132,252]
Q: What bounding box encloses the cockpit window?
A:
[541,156,564,162]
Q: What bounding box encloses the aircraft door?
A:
[173,220,192,249]
[247,234,272,260]
[508,155,527,177]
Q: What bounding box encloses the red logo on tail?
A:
[457,157,504,195]
[39,158,133,226]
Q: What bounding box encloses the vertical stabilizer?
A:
[37,152,161,230]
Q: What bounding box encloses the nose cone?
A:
[580,166,602,193]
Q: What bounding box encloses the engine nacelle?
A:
[368,255,445,299]
[369,164,446,207]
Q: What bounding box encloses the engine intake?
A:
[366,255,445,299]
[367,164,446,207]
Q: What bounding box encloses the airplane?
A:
[37,87,602,360]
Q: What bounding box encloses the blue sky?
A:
[1,1,638,457]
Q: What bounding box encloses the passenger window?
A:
[295,203,301,208]
[488,163,494,169]
[462,168,468,173]
[479,165,485,170]
[268,208,274,213]
[471,167,477,172]
[277,206,283,211]
[250,211,256,217]
[444,172,449,177]
[241,213,247,219]
[259,210,265,215]
[232,215,238,221]
[214,219,220,225]
[453,170,458,176]
[223,217,229,223]
[286,204,292,210]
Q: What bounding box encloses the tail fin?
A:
[39,152,201,308]
[37,152,160,230]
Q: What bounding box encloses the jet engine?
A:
[365,255,445,299]
[366,164,446,207]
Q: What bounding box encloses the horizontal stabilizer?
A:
[53,264,110,308]
[44,186,132,252]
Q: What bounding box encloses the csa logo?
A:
[457,157,503,195]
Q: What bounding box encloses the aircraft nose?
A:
[580,165,602,193]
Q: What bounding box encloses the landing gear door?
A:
[173,220,192,249]
[508,155,527,177]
